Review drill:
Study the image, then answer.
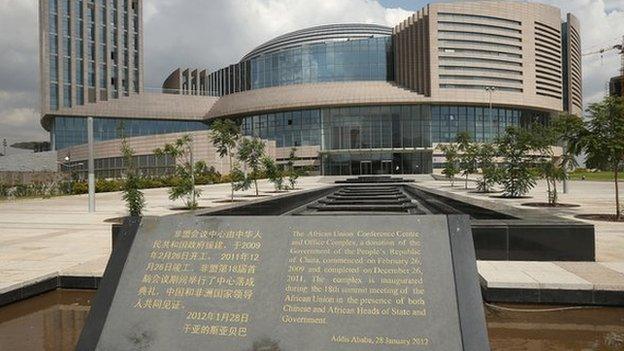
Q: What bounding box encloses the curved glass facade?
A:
[239,104,550,175]
[239,105,549,147]
[431,105,549,143]
[53,116,208,150]
[250,37,393,89]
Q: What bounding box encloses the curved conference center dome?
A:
[44,1,583,177]
[241,23,394,61]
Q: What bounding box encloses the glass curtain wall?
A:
[53,116,208,150]
[431,106,549,143]
[250,37,393,89]
[239,104,550,175]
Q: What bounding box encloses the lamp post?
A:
[485,87,496,141]
[87,117,95,213]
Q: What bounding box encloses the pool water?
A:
[1,290,623,350]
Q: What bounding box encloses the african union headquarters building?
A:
[39,0,582,177]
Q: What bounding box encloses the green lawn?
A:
[569,171,616,182]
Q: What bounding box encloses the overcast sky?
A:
[0,0,623,154]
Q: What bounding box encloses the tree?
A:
[286,147,300,190]
[154,134,201,209]
[583,96,624,219]
[535,114,584,206]
[536,157,568,206]
[210,119,241,202]
[456,132,478,189]
[496,126,541,198]
[231,166,252,192]
[121,138,145,217]
[262,156,286,191]
[238,137,266,196]
[438,143,460,187]
[475,143,499,193]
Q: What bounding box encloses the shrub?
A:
[72,181,88,194]
[96,179,123,193]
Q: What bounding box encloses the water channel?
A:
[1,289,622,350]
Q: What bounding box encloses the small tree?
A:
[121,138,145,217]
[536,157,568,206]
[238,137,266,196]
[456,132,478,189]
[475,143,498,193]
[438,143,460,186]
[231,166,252,192]
[496,126,540,198]
[583,96,624,219]
[535,115,583,206]
[210,119,241,202]
[154,134,201,209]
[262,156,286,191]
[286,147,300,190]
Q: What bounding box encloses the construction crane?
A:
[582,36,624,97]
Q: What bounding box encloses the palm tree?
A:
[210,119,241,202]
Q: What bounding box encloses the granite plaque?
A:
[78,215,489,350]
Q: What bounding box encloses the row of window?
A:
[250,37,393,89]
[48,0,139,110]
[63,154,175,180]
[239,105,550,149]
[53,116,208,150]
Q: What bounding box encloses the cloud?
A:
[0,0,43,154]
[0,0,622,151]
[542,0,624,106]
[143,0,411,91]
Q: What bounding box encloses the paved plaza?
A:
[417,176,624,294]
[1,176,624,299]
[0,177,328,296]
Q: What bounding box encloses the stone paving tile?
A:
[0,177,331,298]
[600,262,624,275]
[505,261,593,290]
[557,262,624,291]
[417,178,624,262]
[0,271,58,294]
[476,261,540,289]
[61,256,109,277]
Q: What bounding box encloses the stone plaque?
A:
[78,215,489,350]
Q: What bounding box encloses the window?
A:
[63,37,71,56]
[99,64,107,88]
[49,56,58,82]
[50,83,59,110]
[49,34,58,54]
[76,88,84,105]
[49,15,58,33]
[76,39,83,57]
[88,62,96,86]
[49,0,58,14]
[63,84,71,107]
[76,61,84,84]
[75,0,83,18]
[63,58,71,82]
